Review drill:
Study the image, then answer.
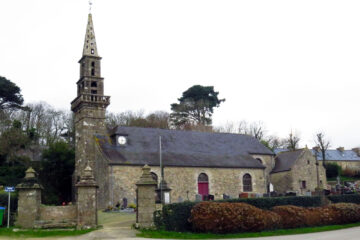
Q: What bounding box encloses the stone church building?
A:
[71,13,322,208]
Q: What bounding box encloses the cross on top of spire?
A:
[89,0,93,13]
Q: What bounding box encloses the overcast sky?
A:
[1,0,360,149]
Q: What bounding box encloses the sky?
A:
[1,0,360,149]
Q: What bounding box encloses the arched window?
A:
[197,173,209,199]
[243,174,252,192]
[256,158,263,165]
[151,172,158,183]
[198,173,208,182]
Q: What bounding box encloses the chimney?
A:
[312,146,320,152]
[352,148,360,157]
[337,147,345,152]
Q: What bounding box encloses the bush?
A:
[325,163,342,178]
[159,196,321,231]
[190,202,360,233]
[189,202,282,233]
[161,201,197,231]
[328,194,360,204]
[219,196,321,209]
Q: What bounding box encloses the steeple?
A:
[83,14,99,57]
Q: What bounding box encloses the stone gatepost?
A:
[136,165,157,228]
[76,165,98,229]
[16,167,42,228]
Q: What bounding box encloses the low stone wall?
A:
[34,205,77,228]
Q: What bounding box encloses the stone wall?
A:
[270,171,292,193]
[109,165,266,205]
[39,205,77,221]
[271,150,327,195]
[34,206,77,228]
[251,154,274,189]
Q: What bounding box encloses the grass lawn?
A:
[0,227,94,238]
[138,222,360,239]
[328,176,360,182]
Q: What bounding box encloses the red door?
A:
[198,182,209,199]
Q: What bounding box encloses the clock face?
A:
[118,136,127,145]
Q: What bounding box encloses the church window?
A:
[91,69,95,76]
[91,49,94,54]
[243,174,252,192]
[91,81,97,87]
[256,158,263,165]
[91,62,95,67]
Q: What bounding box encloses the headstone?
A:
[122,198,128,209]
[195,194,202,202]
[223,194,230,199]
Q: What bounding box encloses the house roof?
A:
[274,148,360,162]
[272,149,305,173]
[312,149,360,161]
[97,126,273,168]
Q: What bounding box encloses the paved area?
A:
[2,212,360,239]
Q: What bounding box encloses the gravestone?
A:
[195,194,202,202]
[122,198,128,209]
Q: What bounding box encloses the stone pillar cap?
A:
[136,165,157,186]
[25,167,36,179]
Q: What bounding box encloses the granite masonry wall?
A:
[109,165,266,205]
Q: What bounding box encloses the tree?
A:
[170,85,225,129]
[284,131,300,151]
[106,110,170,129]
[315,132,331,167]
[39,141,75,204]
[0,76,24,110]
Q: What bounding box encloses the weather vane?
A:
[89,0,93,13]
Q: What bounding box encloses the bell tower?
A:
[71,13,110,184]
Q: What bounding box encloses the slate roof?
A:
[312,149,360,161]
[97,126,274,168]
[274,148,360,162]
[272,149,305,173]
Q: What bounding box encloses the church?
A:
[71,13,323,208]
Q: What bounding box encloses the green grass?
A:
[0,227,94,238]
[328,176,360,182]
[138,222,360,239]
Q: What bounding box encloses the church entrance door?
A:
[198,182,209,196]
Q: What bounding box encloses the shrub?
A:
[220,196,321,209]
[162,201,197,231]
[190,202,360,233]
[328,194,360,204]
[189,202,282,233]
[325,163,342,178]
[159,196,321,231]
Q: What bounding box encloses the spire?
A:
[82,13,99,57]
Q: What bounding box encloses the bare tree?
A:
[315,132,331,167]
[285,131,301,151]
[106,110,170,130]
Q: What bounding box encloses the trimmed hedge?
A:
[328,194,360,204]
[190,202,360,233]
[190,202,281,233]
[157,196,321,231]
